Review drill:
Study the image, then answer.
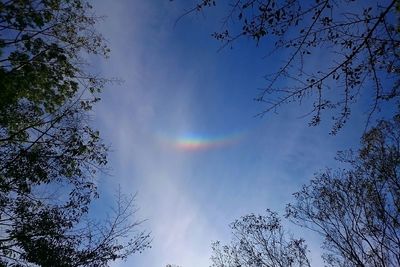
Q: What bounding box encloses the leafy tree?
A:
[0,0,150,265]
[211,114,400,266]
[181,0,400,133]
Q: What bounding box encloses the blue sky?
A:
[90,1,371,266]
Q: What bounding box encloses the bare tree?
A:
[286,114,400,266]
[211,114,400,267]
[211,210,311,267]
[180,0,400,133]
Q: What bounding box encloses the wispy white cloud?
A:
[91,1,366,267]
[92,2,222,266]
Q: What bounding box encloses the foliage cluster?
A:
[0,0,150,266]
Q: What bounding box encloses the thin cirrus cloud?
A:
[91,1,365,267]
[93,2,225,266]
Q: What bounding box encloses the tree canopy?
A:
[0,0,150,265]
